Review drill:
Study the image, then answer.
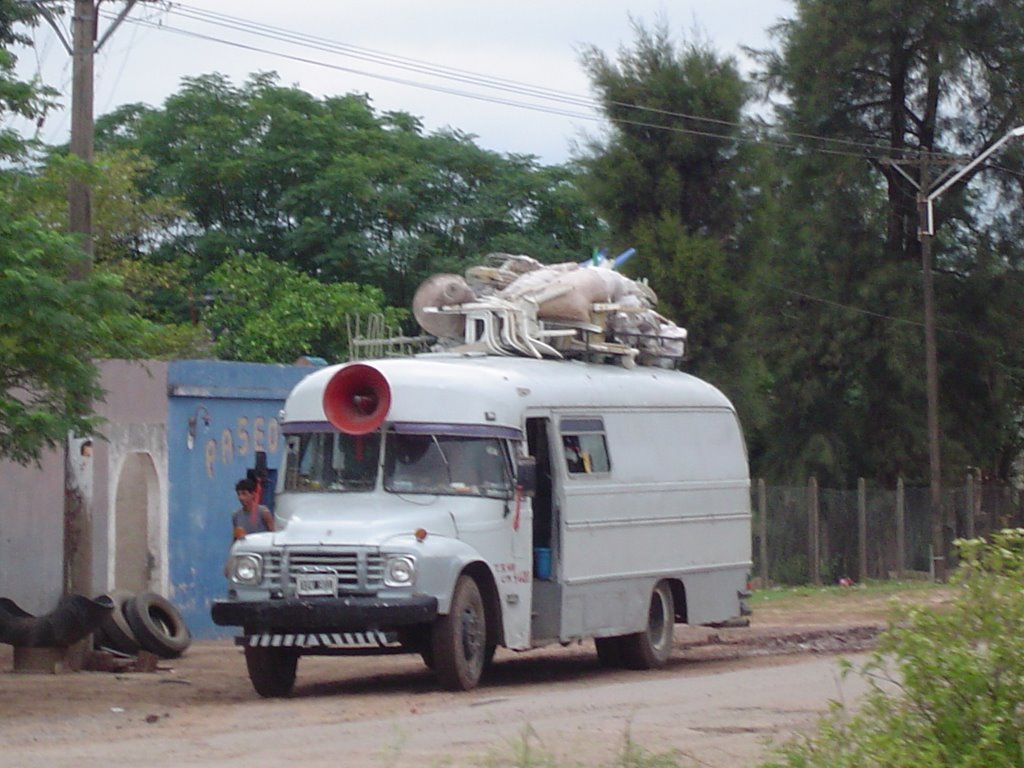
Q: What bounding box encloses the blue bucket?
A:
[533,547,552,580]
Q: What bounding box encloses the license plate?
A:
[296,574,336,597]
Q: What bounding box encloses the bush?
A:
[762,528,1024,768]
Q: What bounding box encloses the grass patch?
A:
[485,724,694,768]
[750,579,947,609]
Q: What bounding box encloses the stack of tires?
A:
[94,590,191,659]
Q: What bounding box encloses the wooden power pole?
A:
[32,0,141,669]
[68,0,96,265]
[34,0,142,261]
[886,126,1024,581]
[62,1,98,619]
[916,153,946,582]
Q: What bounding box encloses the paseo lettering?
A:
[204,415,280,478]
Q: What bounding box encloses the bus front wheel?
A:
[432,575,488,690]
[244,645,299,697]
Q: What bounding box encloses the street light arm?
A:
[922,125,1024,234]
[883,157,921,190]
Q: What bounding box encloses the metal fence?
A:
[752,477,1024,585]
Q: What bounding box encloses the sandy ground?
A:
[0,587,952,766]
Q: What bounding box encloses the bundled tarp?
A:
[412,252,686,367]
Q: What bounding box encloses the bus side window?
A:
[560,419,611,475]
[563,436,586,473]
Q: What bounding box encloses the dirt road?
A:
[0,588,947,767]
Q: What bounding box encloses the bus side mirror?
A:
[516,456,537,497]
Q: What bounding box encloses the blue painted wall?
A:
[166,360,317,638]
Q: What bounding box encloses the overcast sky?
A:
[13,1,793,165]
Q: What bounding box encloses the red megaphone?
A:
[322,364,392,435]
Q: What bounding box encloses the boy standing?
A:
[232,477,275,540]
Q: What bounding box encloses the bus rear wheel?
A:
[432,575,488,690]
[621,581,675,670]
[595,635,624,668]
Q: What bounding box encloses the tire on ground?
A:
[399,626,435,669]
[124,591,191,659]
[432,574,488,691]
[95,589,141,655]
[245,646,299,698]
[620,580,675,670]
[594,635,624,668]
[483,641,497,670]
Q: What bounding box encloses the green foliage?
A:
[131,322,214,361]
[762,529,1024,767]
[4,3,1019,490]
[580,23,747,236]
[744,150,924,486]
[23,148,197,325]
[0,0,53,160]
[94,73,603,317]
[770,554,810,586]
[35,149,189,263]
[745,0,1024,486]
[203,252,405,363]
[578,21,762,426]
[632,216,741,376]
[0,1,167,463]
[0,187,151,464]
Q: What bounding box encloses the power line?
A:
[166,3,966,163]
[99,3,961,165]
[766,282,973,338]
[78,3,1017,346]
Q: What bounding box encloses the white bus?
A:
[213,353,751,697]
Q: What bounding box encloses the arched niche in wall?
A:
[114,452,159,593]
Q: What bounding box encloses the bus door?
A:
[526,416,561,641]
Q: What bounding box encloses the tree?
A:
[743,148,921,486]
[0,184,153,463]
[578,21,762,420]
[0,0,50,162]
[26,147,202,325]
[751,0,1024,485]
[0,2,162,464]
[94,73,604,320]
[203,253,405,364]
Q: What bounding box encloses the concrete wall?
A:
[0,359,316,638]
[165,360,312,638]
[0,360,169,614]
[0,450,66,615]
[95,360,170,599]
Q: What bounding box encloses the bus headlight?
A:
[384,556,416,587]
[231,553,263,585]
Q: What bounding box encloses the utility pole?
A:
[34,0,142,261]
[916,152,946,581]
[31,0,142,669]
[56,1,97,672]
[887,125,1024,582]
[68,0,95,265]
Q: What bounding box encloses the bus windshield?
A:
[283,432,381,492]
[383,432,513,499]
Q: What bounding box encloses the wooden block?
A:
[85,650,121,672]
[130,650,160,673]
[12,646,67,674]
